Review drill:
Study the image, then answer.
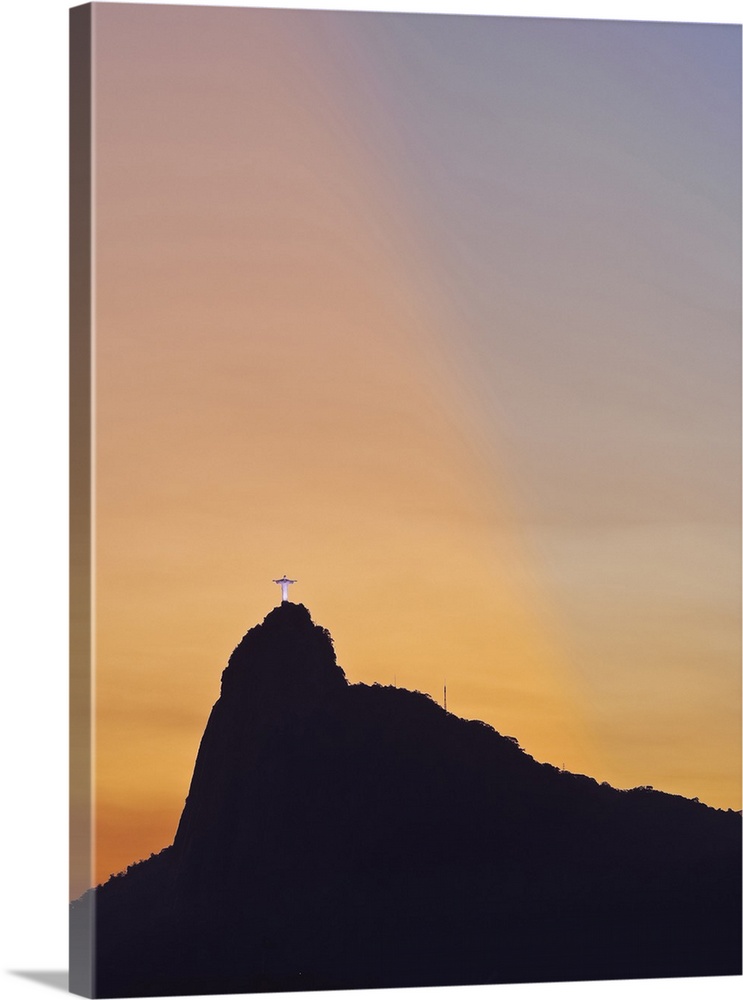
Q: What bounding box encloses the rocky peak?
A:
[219,602,347,714]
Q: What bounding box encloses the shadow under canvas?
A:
[10,972,69,993]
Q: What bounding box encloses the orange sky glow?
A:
[74,4,740,898]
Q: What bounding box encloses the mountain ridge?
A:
[72,602,742,996]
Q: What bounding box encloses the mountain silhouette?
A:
[71,603,741,996]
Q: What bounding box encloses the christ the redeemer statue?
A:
[273,576,296,603]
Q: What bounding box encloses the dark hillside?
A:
[72,603,741,996]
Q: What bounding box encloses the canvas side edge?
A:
[69,4,95,997]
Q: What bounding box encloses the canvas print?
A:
[69,3,742,997]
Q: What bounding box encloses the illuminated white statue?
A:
[273,576,297,602]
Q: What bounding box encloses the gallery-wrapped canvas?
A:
[70,3,742,997]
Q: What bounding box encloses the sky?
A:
[72,2,740,896]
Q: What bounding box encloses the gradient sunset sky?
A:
[80,2,740,895]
